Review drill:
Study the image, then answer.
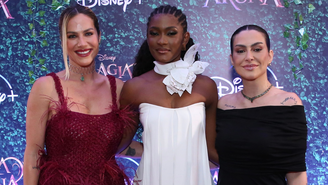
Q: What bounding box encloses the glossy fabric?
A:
[215,106,307,185]
[38,73,130,185]
[134,102,213,185]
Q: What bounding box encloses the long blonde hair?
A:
[58,4,100,80]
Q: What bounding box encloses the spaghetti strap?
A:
[46,72,66,106]
[106,75,118,110]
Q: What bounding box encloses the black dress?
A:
[215,106,307,185]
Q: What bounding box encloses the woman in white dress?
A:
[120,5,218,185]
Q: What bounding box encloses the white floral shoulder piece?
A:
[154,44,209,97]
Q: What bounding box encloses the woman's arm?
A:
[117,140,143,158]
[117,79,140,154]
[203,76,219,166]
[23,77,53,185]
[286,171,307,185]
[281,92,307,185]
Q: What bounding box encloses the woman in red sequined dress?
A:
[23,4,135,185]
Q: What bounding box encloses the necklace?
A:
[241,84,273,103]
[68,62,95,81]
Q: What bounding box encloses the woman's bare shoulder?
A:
[217,93,239,110]
[196,74,215,82]
[274,89,303,106]
[31,75,56,95]
[119,75,149,107]
[123,75,148,90]
[195,74,217,91]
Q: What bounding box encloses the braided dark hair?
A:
[133,5,199,77]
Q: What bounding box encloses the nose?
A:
[245,50,254,62]
[77,36,87,47]
[157,34,167,45]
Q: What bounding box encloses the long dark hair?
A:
[133,5,199,77]
[230,24,270,55]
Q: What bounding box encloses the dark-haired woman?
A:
[23,4,134,185]
[120,5,218,185]
[215,24,307,185]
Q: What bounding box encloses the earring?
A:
[268,63,271,66]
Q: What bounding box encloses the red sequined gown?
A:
[38,72,131,185]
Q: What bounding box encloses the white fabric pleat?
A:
[134,102,213,185]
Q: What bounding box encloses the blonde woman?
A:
[23,4,134,185]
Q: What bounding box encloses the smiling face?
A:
[147,13,189,64]
[66,13,100,67]
[230,30,273,81]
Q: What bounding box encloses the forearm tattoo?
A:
[224,104,236,109]
[125,146,136,156]
[280,97,297,105]
[32,166,40,170]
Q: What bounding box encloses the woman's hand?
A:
[286,171,307,185]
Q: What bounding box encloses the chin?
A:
[80,60,94,67]
[155,59,171,64]
[240,75,258,81]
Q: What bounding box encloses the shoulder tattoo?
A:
[224,104,236,109]
[280,97,297,105]
[125,146,136,156]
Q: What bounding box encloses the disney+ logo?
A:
[0,74,18,105]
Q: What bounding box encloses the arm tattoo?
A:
[125,146,136,156]
[32,166,40,170]
[280,97,297,105]
[224,104,236,109]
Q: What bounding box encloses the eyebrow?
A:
[67,28,95,34]
[149,26,178,30]
[234,42,264,48]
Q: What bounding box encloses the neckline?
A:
[217,105,304,111]
[140,102,204,110]
[68,109,113,116]
[47,72,118,115]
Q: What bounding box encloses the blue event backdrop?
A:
[0,0,327,184]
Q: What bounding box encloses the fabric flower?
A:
[154,44,209,97]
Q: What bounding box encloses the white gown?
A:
[133,102,213,185]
